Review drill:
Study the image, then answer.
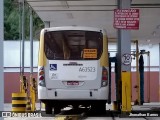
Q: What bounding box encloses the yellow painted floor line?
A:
[55,115,81,120]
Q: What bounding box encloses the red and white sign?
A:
[114,9,139,30]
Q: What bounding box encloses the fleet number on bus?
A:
[79,67,96,72]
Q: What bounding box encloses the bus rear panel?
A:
[38,26,109,114]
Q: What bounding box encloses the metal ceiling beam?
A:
[132,3,160,6]
[132,7,160,8]
[35,6,160,11]
[29,3,160,6]
[28,3,160,9]
[27,0,92,2]
[33,6,160,9]
[35,9,114,11]
[31,5,118,7]
[34,7,160,12]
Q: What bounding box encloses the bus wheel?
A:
[91,103,106,114]
[54,106,61,114]
[45,103,52,114]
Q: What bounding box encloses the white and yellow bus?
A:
[38,26,109,114]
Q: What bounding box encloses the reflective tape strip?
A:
[12,97,27,100]
[12,104,26,107]
[12,100,27,104]
[12,93,27,97]
[12,107,26,112]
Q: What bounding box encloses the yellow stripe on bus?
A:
[100,35,109,67]
[38,29,46,66]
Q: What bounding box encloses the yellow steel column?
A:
[30,75,36,111]
[20,75,27,93]
[122,72,131,112]
[32,78,36,111]
[29,75,33,111]
[20,75,23,93]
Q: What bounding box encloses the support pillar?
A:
[21,0,25,74]
[117,0,132,112]
[30,9,33,74]
[0,0,4,120]
[29,8,36,111]
[159,43,160,102]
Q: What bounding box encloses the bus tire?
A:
[45,103,52,114]
[54,106,61,114]
[91,102,106,114]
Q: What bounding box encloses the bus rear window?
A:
[44,30,103,60]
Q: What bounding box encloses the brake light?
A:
[102,69,108,81]
[39,71,44,75]
[102,77,107,80]
[38,66,46,87]
[101,67,108,87]
[103,70,107,75]
[39,76,44,80]
[39,67,45,81]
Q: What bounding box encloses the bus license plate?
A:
[67,81,79,85]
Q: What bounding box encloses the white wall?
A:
[108,43,160,71]
[4,41,39,72]
[4,41,160,72]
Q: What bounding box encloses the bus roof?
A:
[43,26,107,35]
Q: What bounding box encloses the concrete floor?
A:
[3,103,160,120]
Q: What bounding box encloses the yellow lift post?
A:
[133,40,150,105]
[30,75,37,111]
[12,75,28,112]
[20,75,28,93]
[121,71,132,112]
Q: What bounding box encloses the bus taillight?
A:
[39,67,46,86]
[101,67,108,86]
[39,76,44,80]
[39,68,45,80]
[102,76,107,80]
[39,71,44,76]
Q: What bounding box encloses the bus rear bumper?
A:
[38,86,108,100]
